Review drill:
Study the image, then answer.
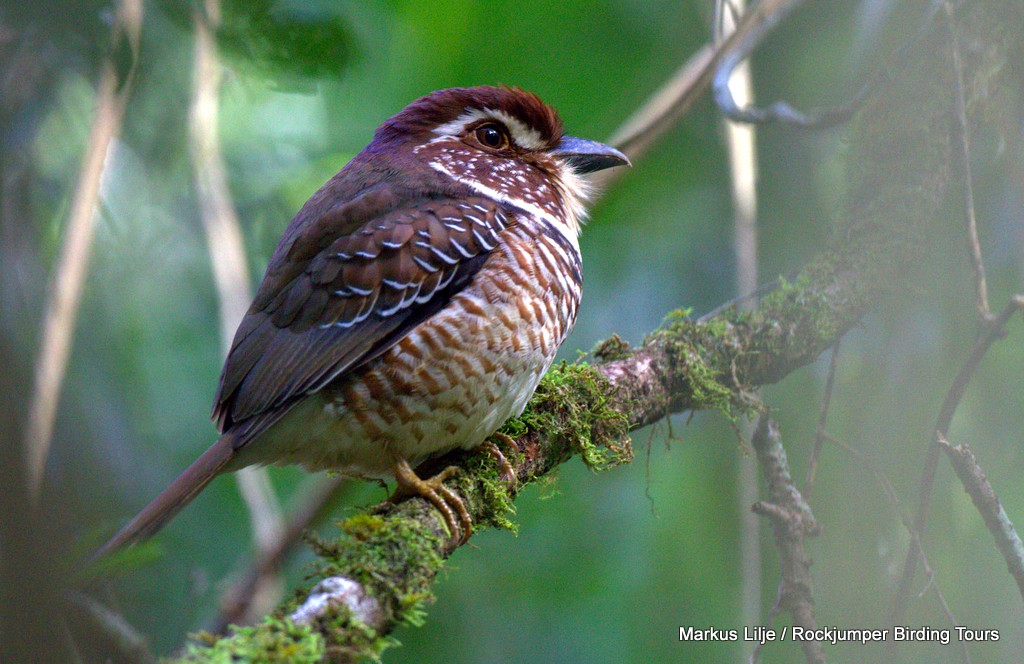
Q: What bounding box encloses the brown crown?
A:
[372,86,564,148]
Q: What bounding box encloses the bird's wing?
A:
[212,189,511,445]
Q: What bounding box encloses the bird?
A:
[95,85,628,559]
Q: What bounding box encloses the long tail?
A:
[91,435,236,562]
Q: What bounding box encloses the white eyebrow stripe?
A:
[428,108,545,151]
[485,109,544,150]
[431,109,490,138]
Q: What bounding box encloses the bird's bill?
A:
[550,136,630,174]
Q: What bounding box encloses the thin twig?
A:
[755,341,837,664]
[23,0,143,499]
[803,342,839,498]
[826,433,968,663]
[945,0,992,322]
[749,415,823,664]
[189,0,285,617]
[66,591,155,664]
[697,275,788,323]
[595,0,803,187]
[714,0,947,127]
[938,435,1024,604]
[892,296,1024,625]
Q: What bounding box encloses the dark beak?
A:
[551,136,630,174]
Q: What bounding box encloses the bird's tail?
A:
[90,435,236,563]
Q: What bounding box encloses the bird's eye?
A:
[475,123,507,149]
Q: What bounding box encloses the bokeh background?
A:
[2,0,1023,661]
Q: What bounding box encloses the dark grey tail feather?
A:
[90,435,236,563]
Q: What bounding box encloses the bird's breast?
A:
[252,217,582,477]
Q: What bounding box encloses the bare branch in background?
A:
[715,0,763,650]
[597,0,803,181]
[938,434,1024,604]
[714,0,945,127]
[827,433,968,664]
[893,297,1024,624]
[188,0,285,621]
[945,0,992,322]
[803,343,839,498]
[757,335,835,663]
[67,591,155,664]
[750,415,823,664]
[190,0,252,346]
[23,0,143,499]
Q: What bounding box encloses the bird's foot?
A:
[483,433,518,489]
[390,456,472,543]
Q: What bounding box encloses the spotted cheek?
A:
[425,147,558,214]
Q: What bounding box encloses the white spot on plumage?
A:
[449,238,473,258]
[425,159,583,255]
[471,228,495,251]
[437,267,457,290]
[411,255,438,273]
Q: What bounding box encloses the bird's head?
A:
[368,86,629,247]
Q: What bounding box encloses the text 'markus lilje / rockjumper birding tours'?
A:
[95,86,629,558]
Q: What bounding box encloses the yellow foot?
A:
[484,433,518,488]
[390,455,472,543]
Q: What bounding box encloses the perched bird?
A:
[96,86,628,557]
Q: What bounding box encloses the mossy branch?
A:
[176,2,1020,661]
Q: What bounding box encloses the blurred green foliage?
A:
[4,0,1024,662]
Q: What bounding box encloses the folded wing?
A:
[212,189,511,448]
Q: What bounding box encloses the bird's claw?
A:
[483,433,518,488]
[390,456,472,543]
